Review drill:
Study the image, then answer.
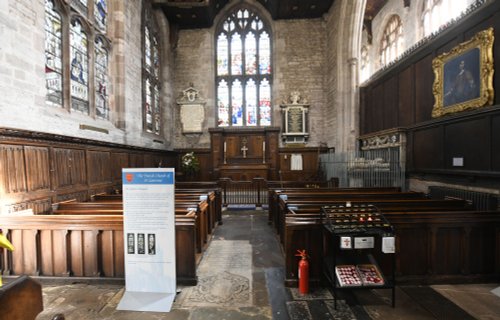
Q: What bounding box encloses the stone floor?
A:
[29,210,500,319]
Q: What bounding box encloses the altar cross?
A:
[241,144,248,158]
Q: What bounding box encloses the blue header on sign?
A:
[122,171,174,185]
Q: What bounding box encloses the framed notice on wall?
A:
[117,168,176,313]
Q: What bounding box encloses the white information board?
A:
[117,168,176,312]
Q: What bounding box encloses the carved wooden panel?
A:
[129,153,144,168]
[87,150,111,185]
[56,191,88,202]
[111,152,128,181]
[53,148,87,188]
[25,146,51,192]
[6,198,52,215]
[0,144,27,194]
[11,229,38,275]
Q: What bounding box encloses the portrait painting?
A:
[432,28,494,118]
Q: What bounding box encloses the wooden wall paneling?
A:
[267,131,279,180]
[87,150,111,185]
[70,230,84,277]
[443,117,490,171]
[39,229,55,276]
[384,76,399,129]
[371,84,385,132]
[0,144,27,194]
[129,153,144,168]
[434,227,462,275]
[56,191,88,203]
[492,115,500,171]
[225,136,239,158]
[52,148,72,189]
[412,126,444,170]
[468,226,495,275]
[197,152,212,181]
[52,148,87,189]
[11,230,38,275]
[100,230,124,277]
[111,152,128,182]
[359,87,367,135]
[398,66,415,127]
[5,198,52,215]
[24,146,51,192]
[414,54,435,123]
[52,230,70,276]
[394,226,428,276]
[83,230,100,277]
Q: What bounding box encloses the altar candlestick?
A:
[224,141,227,152]
[262,141,266,163]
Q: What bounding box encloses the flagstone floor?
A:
[31,210,500,320]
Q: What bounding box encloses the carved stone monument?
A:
[280,91,309,144]
[177,84,206,134]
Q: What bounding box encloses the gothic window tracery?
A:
[380,15,403,67]
[216,7,272,127]
[44,0,110,119]
[143,1,162,135]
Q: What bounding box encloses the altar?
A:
[209,127,280,181]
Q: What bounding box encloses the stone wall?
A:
[173,28,214,149]
[172,6,328,149]
[0,0,173,150]
[273,18,326,147]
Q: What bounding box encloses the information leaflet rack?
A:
[321,204,395,309]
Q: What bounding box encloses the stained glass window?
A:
[94,0,107,32]
[143,1,162,135]
[259,78,271,126]
[70,18,89,114]
[44,0,63,108]
[216,7,272,127]
[44,0,111,120]
[217,80,230,126]
[95,37,109,119]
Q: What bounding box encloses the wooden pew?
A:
[283,207,500,287]
[0,275,43,319]
[268,187,408,226]
[0,214,198,285]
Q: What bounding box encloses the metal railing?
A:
[320,149,405,190]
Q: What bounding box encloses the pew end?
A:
[0,275,44,320]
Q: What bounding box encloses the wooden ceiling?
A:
[152,0,390,30]
[152,0,335,29]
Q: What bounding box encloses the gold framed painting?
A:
[432,28,495,118]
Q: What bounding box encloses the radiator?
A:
[428,186,498,210]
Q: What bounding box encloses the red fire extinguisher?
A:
[295,249,309,294]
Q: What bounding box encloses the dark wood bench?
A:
[0,275,43,319]
[282,207,500,287]
[0,214,199,285]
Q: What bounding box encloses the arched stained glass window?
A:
[70,18,89,114]
[95,37,109,119]
[143,1,162,135]
[45,0,63,108]
[94,0,107,33]
[216,7,272,127]
[380,15,403,66]
[44,0,110,119]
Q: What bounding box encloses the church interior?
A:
[1,0,500,319]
